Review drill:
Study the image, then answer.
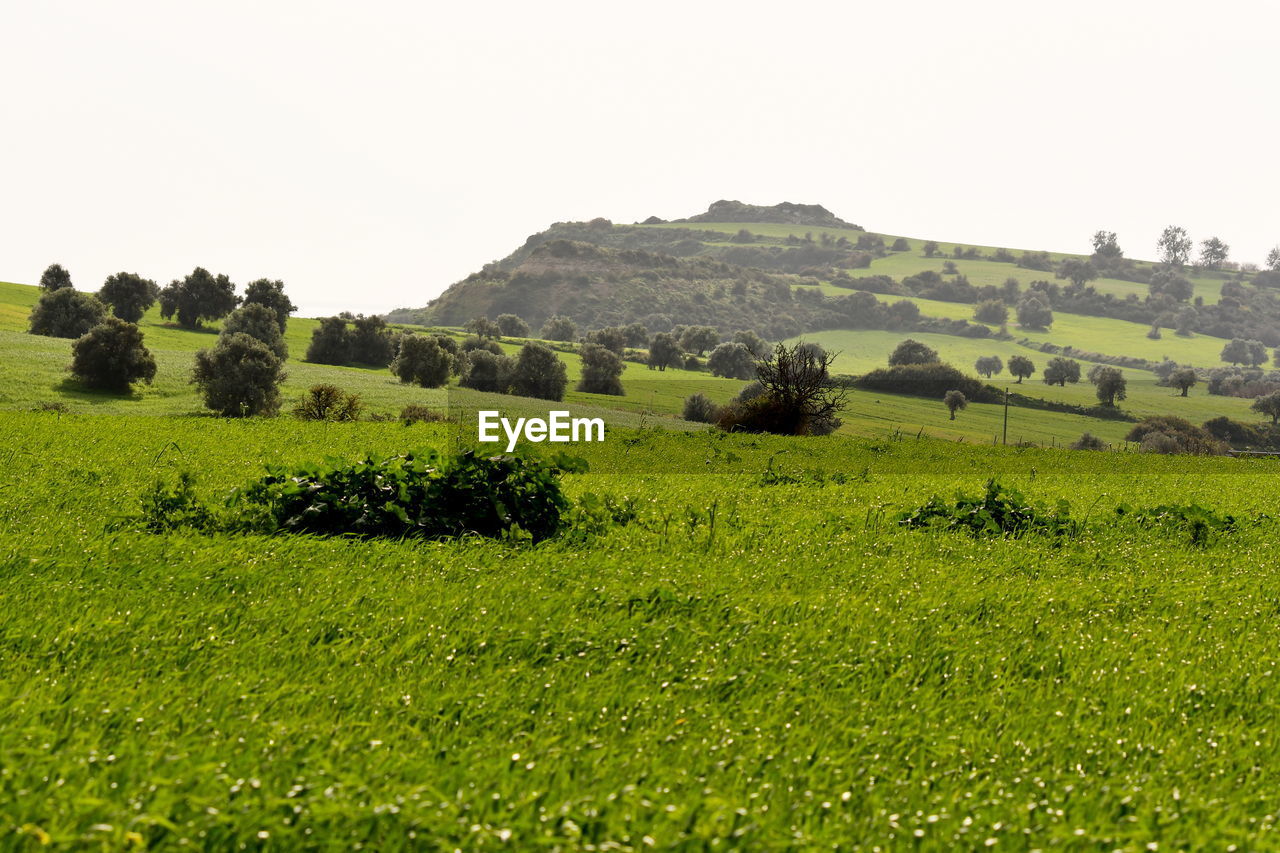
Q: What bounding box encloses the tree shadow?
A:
[54,377,146,404]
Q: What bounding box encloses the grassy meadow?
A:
[4,413,1280,849]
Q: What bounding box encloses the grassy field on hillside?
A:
[0,282,730,422]
[4,413,1280,848]
[647,222,1233,304]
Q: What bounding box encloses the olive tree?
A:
[220,303,287,359]
[1007,355,1035,383]
[70,318,157,391]
[98,272,159,323]
[943,389,967,420]
[391,335,453,387]
[192,333,286,416]
[242,279,296,332]
[510,342,568,401]
[576,343,625,395]
[29,288,107,338]
[708,342,757,380]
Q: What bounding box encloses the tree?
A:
[1088,365,1127,406]
[39,263,73,292]
[98,272,159,323]
[351,315,395,365]
[242,279,296,332]
[717,342,846,435]
[679,325,720,356]
[541,315,577,341]
[1016,293,1053,329]
[1267,246,1280,272]
[1042,356,1081,386]
[647,332,683,371]
[1057,258,1097,288]
[306,317,353,364]
[621,322,649,347]
[888,339,939,366]
[28,288,107,338]
[495,314,530,337]
[1157,225,1192,267]
[459,349,516,393]
[732,329,769,357]
[922,241,939,257]
[586,326,627,355]
[391,335,453,387]
[221,303,287,360]
[943,389,967,420]
[464,316,501,339]
[510,342,568,401]
[1007,354,1035,383]
[973,300,1009,325]
[1221,338,1267,367]
[192,333,286,416]
[1252,391,1280,424]
[1091,231,1123,259]
[577,343,625,395]
[1198,237,1230,270]
[1169,368,1198,397]
[708,342,757,379]
[1149,270,1194,302]
[159,268,238,328]
[69,317,156,391]
[974,355,1003,378]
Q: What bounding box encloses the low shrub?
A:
[293,384,362,422]
[136,450,587,543]
[897,479,1075,537]
[682,393,720,423]
[1070,432,1107,451]
[401,404,445,425]
[1126,416,1228,455]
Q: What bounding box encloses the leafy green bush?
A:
[898,479,1075,537]
[1114,502,1237,547]
[227,450,581,542]
[69,318,157,392]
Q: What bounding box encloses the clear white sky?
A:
[3,1,1277,316]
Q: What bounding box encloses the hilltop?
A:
[668,199,861,229]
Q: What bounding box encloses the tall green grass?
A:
[3,414,1280,847]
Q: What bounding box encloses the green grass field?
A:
[4,413,1280,848]
[648,222,1233,304]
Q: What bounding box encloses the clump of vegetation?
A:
[69,318,157,392]
[577,343,625,395]
[159,267,238,328]
[391,335,453,388]
[98,272,159,323]
[682,393,721,423]
[715,342,844,435]
[510,342,568,401]
[293,384,362,422]
[1127,416,1227,455]
[241,278,296,332]
[1070,432,1107,451]
[221,303,287,360]
[898,479,1075,537]
[29,288,107,338]
[1114,502,1237,547]
[400,404,444,425]
[192,333,287,417]
[943,389,967,420]
[231,450,582,542]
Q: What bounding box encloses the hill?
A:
[394,201,1280,354]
